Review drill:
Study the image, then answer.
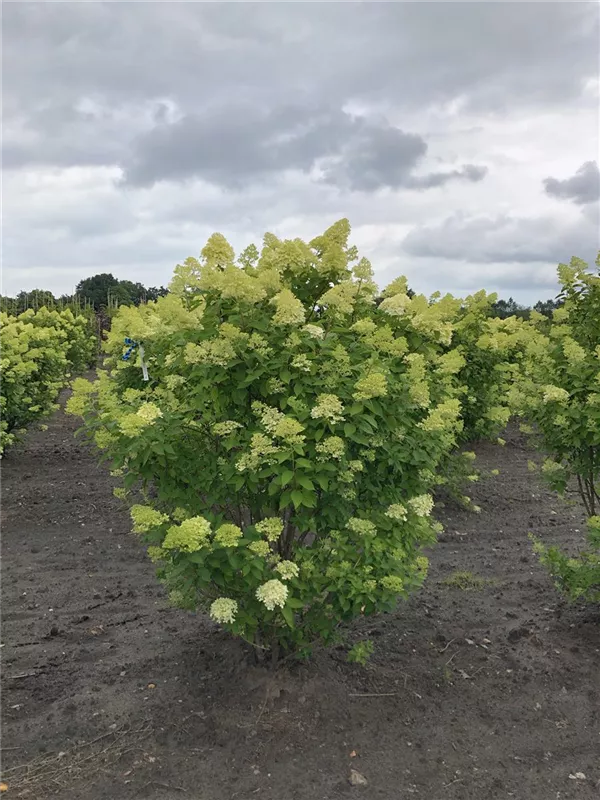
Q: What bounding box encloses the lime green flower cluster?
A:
[249,540,271,557]
[404,354,430,409]
[347,517,377,537]
[214,523,243,548]
[562,337,586,364]
[119,403,163,437]
[163,517,212,552]
[351,319,377,335]
[184,338,236,367]
[247,333,272,357]
[319,282,361,315]
[541,458,563,476]
[147,546,167,563]
[255,403,305,441]
[255,517,284,542]
[380,575,404,592]
[542,385,570,404]
[271,289,305,326]
[316,436,345,461]
[275,560,300,580]
[353,372,388,401]
[419,399,461,433]
[130,504,170,533]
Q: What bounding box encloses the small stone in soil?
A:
[349,769,368,786]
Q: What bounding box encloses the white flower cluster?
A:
[256,579,288,610]
[310,394,345,424]
[379,293,411,316]
[210,597,238,624]
[302,324,325,339]
[407,494,434,517]
[385,503,407,521]
[275,560,300,580]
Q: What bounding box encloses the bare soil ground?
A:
[2,398,598,800]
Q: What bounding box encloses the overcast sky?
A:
[3,1,600,303]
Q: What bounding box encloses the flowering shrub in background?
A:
[451,291,530,443]
[423,290,529,508]
[512,256,600,602]
[69,219,473,662]
[1,307,96,453]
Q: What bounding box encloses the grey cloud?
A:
[402,209,600,265]
[124,107,485,193]
[123,105,346,187]
[320,125,427,191]
[4,2,598,174]
[5,2,598,115]
[543,161,600,204]
[406,164,488,190]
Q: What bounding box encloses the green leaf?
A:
[291,489,304,509]
[297,475,314,491]
[281,469,294,486]
[281,604,295,629]
[301,491,316,508]
[344,423,357,437]
[315,474,329,491]
[279,490,292,510]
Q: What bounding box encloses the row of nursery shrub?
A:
[510,256,600,602]
[67,220,599,661]
[1,306,97,453]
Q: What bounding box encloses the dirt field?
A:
[2,396,598,800]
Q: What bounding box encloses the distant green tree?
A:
[117,280,148,306]
[76,273,120,310]
[146,286,169,302]
[15,289,57,312]
[490,297,530,320]
[533,298,563,318]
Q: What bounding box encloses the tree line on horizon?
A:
[0,273,169,314]
[1,271,561,319]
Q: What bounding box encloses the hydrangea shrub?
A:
[1,307,96,452]
[451,290,531,442]
[69,220,490,661]
[511,256,600,601]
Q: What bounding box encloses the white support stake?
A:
[139,344,149,382]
